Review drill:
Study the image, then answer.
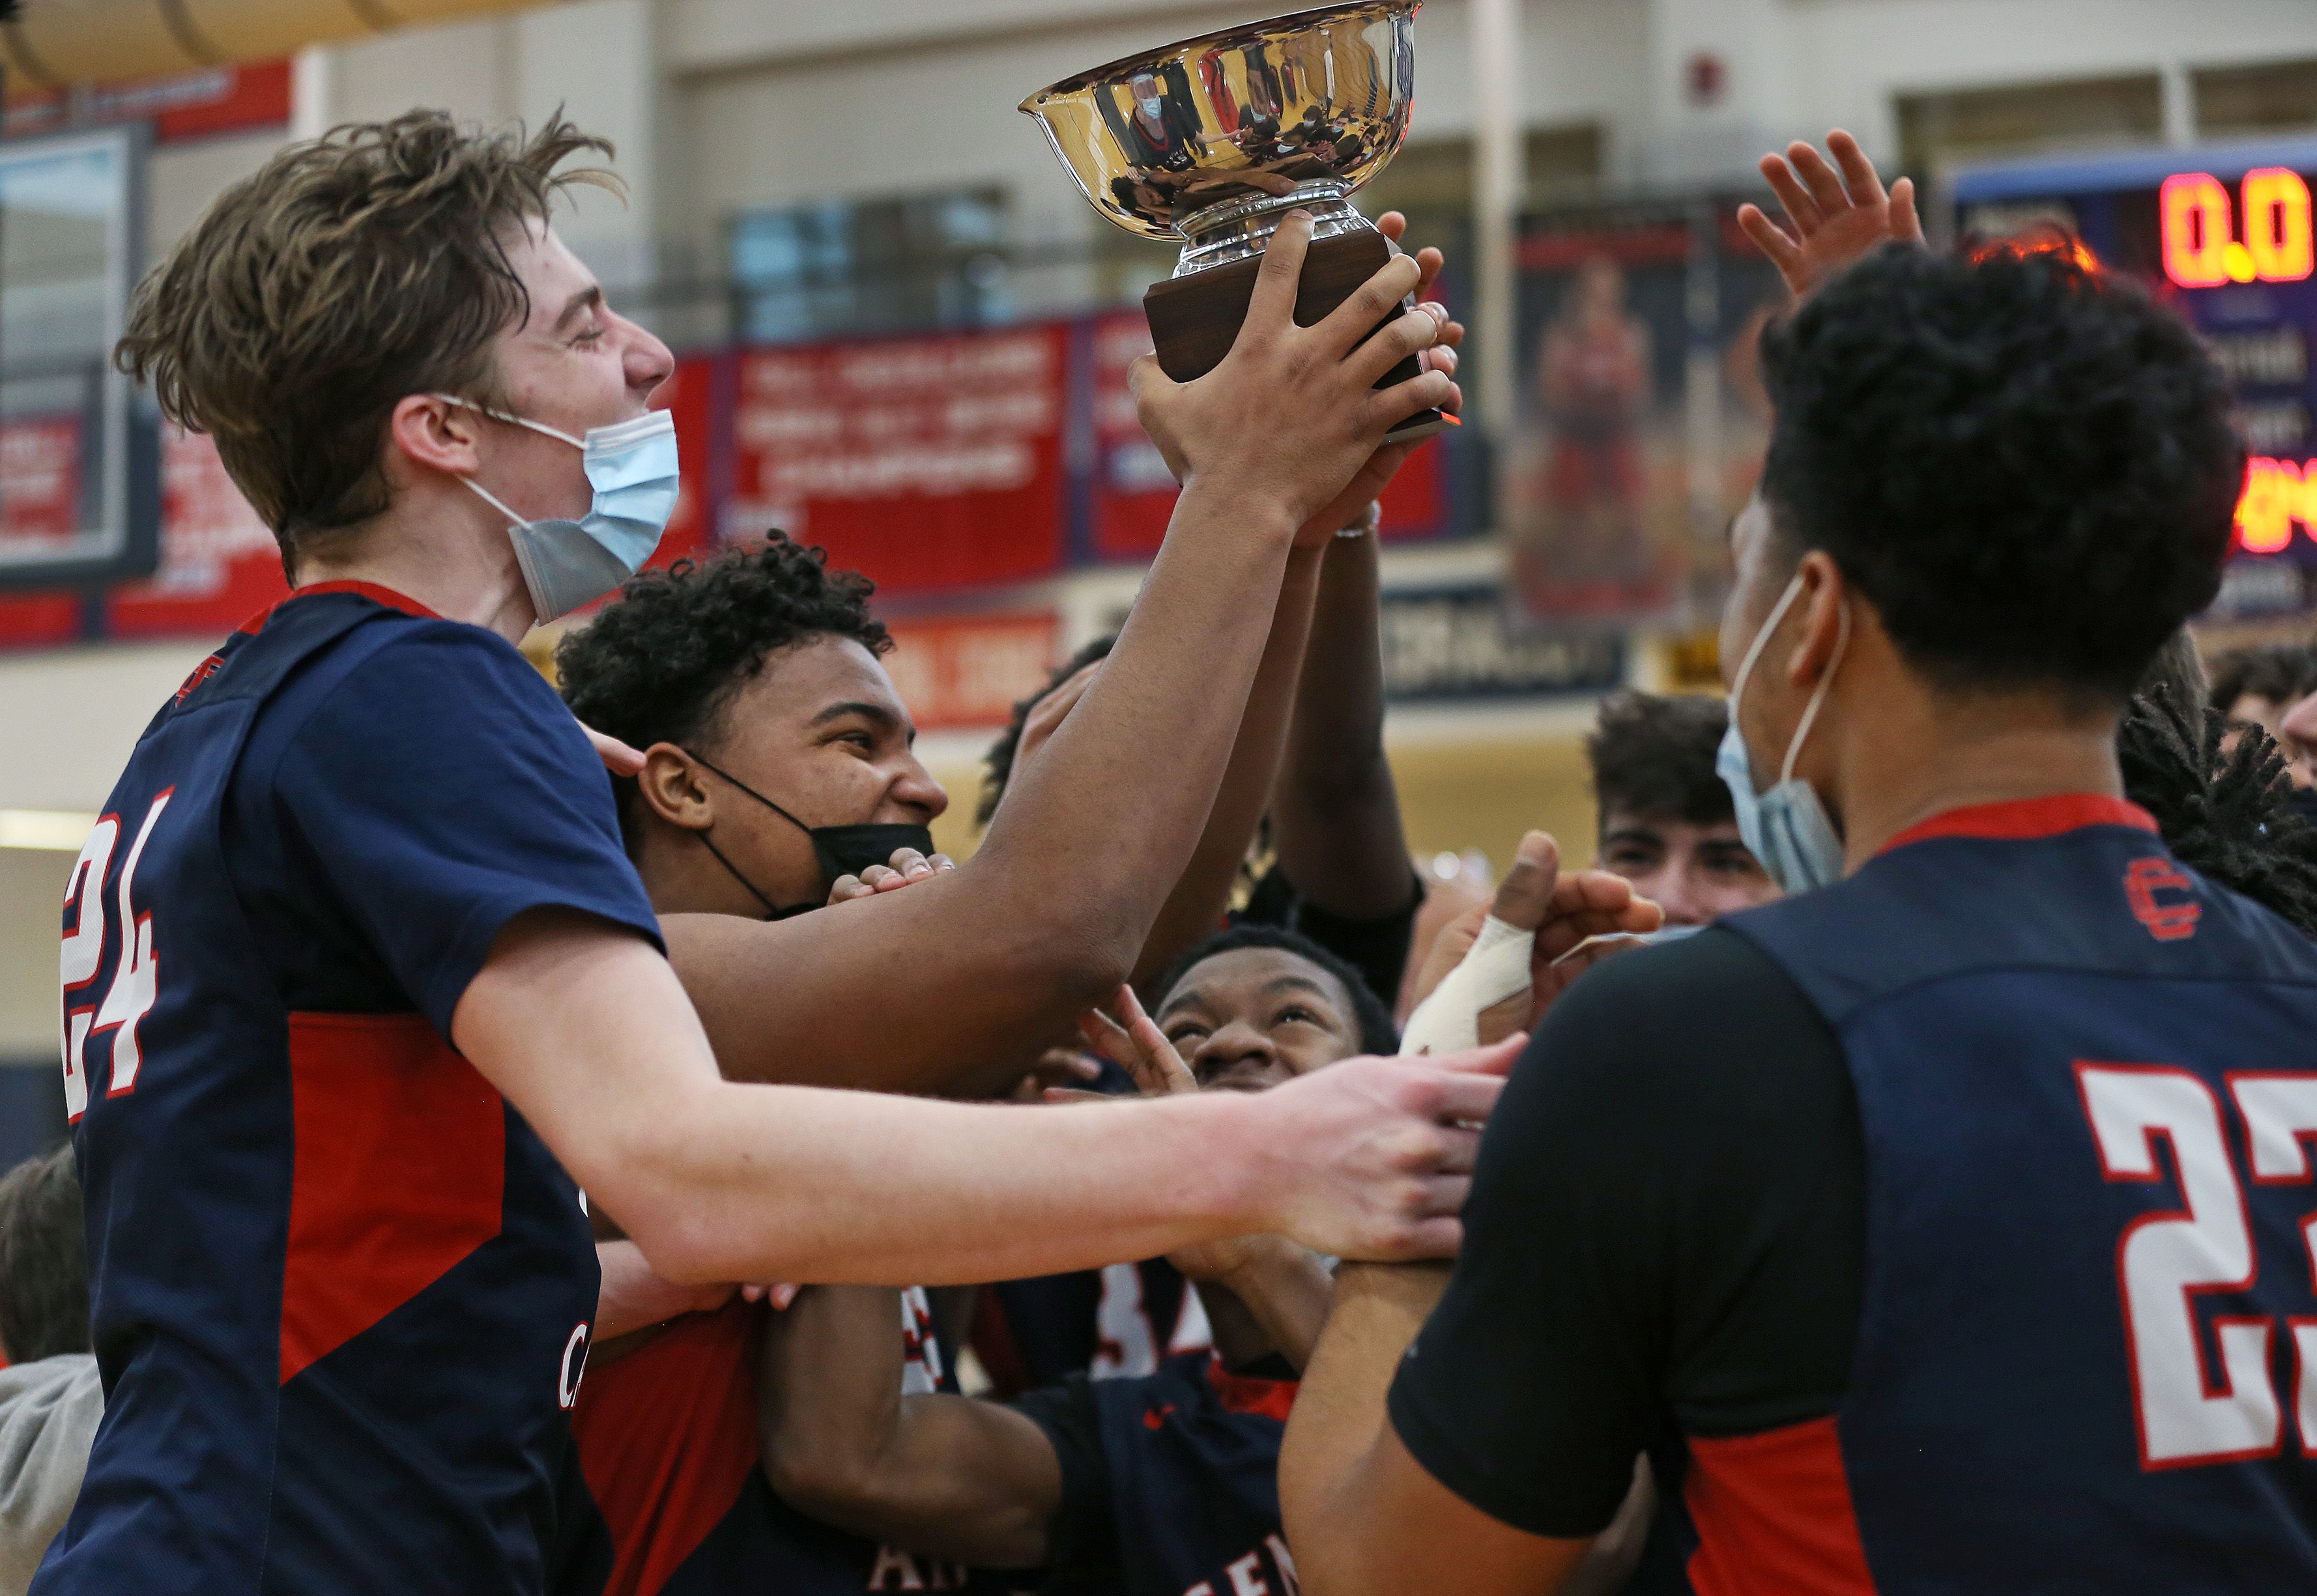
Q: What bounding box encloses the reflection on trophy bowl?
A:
[1020,0,1417,270]
[1022,1,1448,442]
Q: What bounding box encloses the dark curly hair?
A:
[1155,924,1400,1057]
[1759,246,2241,702]
[976,634,1117,829]
[1587,691,1733,832]
[556,535,889,845]
[2207,642,2317,720]
[2119,684,2317,938]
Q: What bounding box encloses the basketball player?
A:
[1584,692,1776,926]
[750,928,1391,1596]
[42,112,1509,1596]
[1280,140,2313,1592]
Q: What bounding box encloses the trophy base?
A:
[1143,228,1448,445]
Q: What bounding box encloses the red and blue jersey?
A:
[1682,797,2317,1591]
[38,584,663,1596]
[1018,1350,1299,1596]
[558,1293,1031,1596]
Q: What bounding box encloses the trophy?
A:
[1021,0,1450,442]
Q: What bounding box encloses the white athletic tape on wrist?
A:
[1398,914,1534,1055]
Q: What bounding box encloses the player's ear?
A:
[1783,550,1850,689]
[636,745,715,833]
[386,393,482,479]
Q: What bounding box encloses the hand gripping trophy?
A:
[1022,0,1452,442]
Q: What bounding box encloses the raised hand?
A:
[1078,986,1198,1096]
[1286,209,1464,546]
[1132,209,1460,538]
[1737,129,1923,300]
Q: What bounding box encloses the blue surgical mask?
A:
[437,397,681,623]
[1716,573,1850,895]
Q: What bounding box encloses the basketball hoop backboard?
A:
[0,124,157,591]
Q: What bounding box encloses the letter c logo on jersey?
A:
[558,1321,591,1410]
[2124,857,2201,943]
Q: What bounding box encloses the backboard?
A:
[0,124,158,591]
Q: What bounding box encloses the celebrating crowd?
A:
[3,106,2317,1596]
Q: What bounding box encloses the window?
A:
[2196,59,2317,139]
[1897,74,2164,177]
[728,189,1009,343]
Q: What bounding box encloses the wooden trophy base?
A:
[1143,227,1452,444]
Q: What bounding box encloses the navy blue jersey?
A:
[1020,1351,1298,1596]
[980,1260,1211,1397]
[561,1294,1031,1596]
[1680,796,2317,1591]
[38,583,661,1596]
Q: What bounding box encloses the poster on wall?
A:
[727,326,1068,595]
[1084,310,1454,561]
[1506,205,1779,629]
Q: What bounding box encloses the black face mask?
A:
[686,752,935,920]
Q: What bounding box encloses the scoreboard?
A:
[1951,139,2317,617]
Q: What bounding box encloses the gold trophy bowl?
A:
[1021,1,1448,442]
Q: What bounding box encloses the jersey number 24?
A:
[59,792,172,1121]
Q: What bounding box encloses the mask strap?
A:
[1729,573,1806,710]
[687,752,817,839]
[1779,595,1852,786]
[695,828,787,920]
[456,473,533,530]
[430,392,585,450]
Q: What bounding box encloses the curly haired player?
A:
[1283,135,2317,1596]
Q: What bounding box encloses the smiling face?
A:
[679,634,949,909]
[1155,946,1367,1094]
[457,218,675,528]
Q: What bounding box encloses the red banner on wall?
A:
[0,416,91,648]
[655,356,719,568]
[107,429,286,636]
[0,416,84,552]
[1083,310,1450,560]
[728,326,1067,595]
[882,610,1059,732]
[5,59,292,144]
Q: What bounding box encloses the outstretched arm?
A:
[667,218,1461,1099]
[1271,520,1416,924]
[455,910,1518,1287]
[759,1285,1061,1568]
[1127,541,1324,994]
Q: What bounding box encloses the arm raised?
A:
[667,216,1460,1098]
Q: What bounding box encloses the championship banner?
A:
[653,355,721,570]
[880,610,1059,732]
[0,416,92,646]
[1085,309,1453,562]
[0,416,84,549]
[107,429,285,637]
[727,326,1068,594]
